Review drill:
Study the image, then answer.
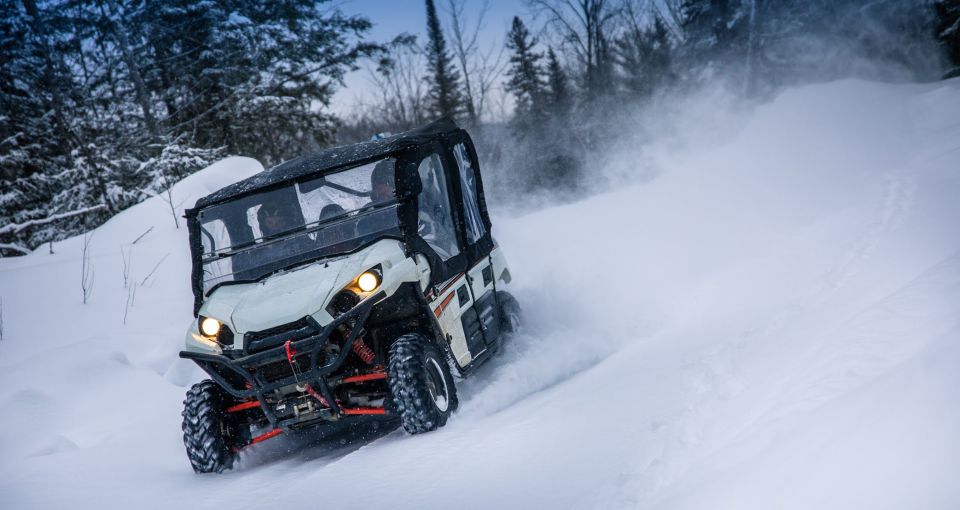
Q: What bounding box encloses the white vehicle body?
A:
[185,239,512,372]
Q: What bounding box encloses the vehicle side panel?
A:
[490,245,511,285]
[466,256,497,350]
[458,284,486,355]
[430,273,473,368]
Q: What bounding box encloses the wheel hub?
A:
[424,357,450,412]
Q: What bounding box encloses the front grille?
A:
[253,353,315,384]
[244,317,320,353]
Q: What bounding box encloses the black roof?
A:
[189,118,460,212]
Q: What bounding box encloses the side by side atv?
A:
[179,119,520,473]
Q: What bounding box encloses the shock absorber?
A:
[352,336,376,365]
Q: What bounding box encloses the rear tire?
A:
[388,333,458,434]
[498,291,522,334]
[181,380,246,473]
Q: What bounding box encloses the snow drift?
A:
[1,78,959,509]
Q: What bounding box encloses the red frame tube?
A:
[340,372,387,384]
[340,407,387,416]
[250,428,282,445]
[226,400,261,413]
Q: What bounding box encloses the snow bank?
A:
[0,156,262,497]
[1,80,959,509]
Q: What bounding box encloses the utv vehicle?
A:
[179,119,520,473]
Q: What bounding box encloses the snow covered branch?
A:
[160,179,185,229]
[0,243,30,255]
[0,205,107,236]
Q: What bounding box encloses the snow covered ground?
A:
[1,78,958,509]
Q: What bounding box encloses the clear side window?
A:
[417,153,460,260]
[198,218,234,285]
[453,143,486,244]
[199,218,230,256]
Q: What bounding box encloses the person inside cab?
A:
[256,201,304,239]
[369,159,396,204]
[353,159,398,239]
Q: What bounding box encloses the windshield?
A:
[196,157,401,294]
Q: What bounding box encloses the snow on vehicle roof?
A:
[189,118,460,213]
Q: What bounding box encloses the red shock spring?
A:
[352,337,376,365]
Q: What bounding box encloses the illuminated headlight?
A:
[200,316,222,337]
[327,267,382,318]
[357,270,381,292]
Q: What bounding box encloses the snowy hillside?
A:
[1,79,959,510]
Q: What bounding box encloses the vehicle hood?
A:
[199,240,403,336]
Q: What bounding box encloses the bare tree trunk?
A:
[362,37,428,129]
[161,177,182,229]
[445,0,481,122]
[529,0,619,96]
[81,232,95,304]
[443,0,504,123]
[111,7,158,135]
[743,0,759,97]
[121,245,133,289]
[123,282,137,325]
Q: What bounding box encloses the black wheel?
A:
[498,291,522,334]
[387,333,458,434]
[181,380,247,473]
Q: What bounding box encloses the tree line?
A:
[349,0,959,202]
[494,0,957,198]
[2,0,959,255]
[1,0,382,254]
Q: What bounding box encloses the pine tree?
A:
[504,19,581,192]
[588,31,616,99]
[616,15,674,99]
[131,0,381,165]
[424,0,465,120]
[647,17,675,89]
[540,47,579,192]
[679,0,749,77]
[935,0,960,78]
[0,1,55,181]
[533,0,618,99]
[505,17,546,119]
[545,48,571,116]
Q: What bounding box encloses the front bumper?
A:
[180,291,386,430]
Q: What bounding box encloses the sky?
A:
[330,0,528,115]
